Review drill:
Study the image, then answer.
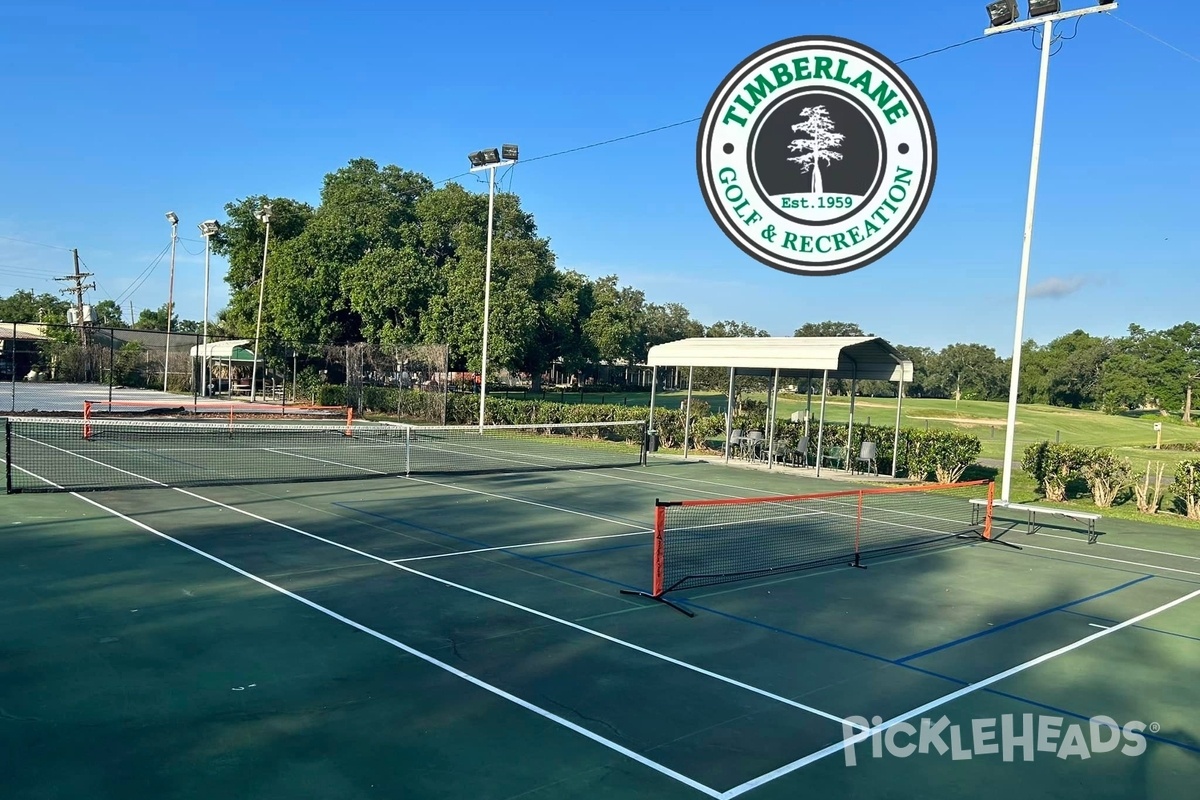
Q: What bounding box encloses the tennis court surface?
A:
[2,416,1198,799]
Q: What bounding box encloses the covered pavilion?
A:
[644,337,914,477]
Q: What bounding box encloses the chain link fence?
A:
[1,322,451,423]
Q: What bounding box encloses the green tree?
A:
[91,299,125,327]
[707,320,770,337]
[134,304,200,333]
[212,195,317,336]
[894,344,936,398]
[929,343,1006,404]
[645,303,704,348]
[582,275,647,366]
[0,289,70,323]
[793,320,865,337]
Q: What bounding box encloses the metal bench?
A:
[971,498,1101,544]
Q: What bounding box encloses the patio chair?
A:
[855,441,878,475]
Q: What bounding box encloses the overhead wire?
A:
[113,241,171,307]
[1112,14,1200,64]
[0,234,73,251]
[433,32,991,188]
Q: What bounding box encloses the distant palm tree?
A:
[787,105,845,194]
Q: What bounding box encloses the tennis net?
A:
[641,480,994,597]
[4,417,647,493]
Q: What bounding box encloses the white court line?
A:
[720,583,1200,799]
[1018,541,1200,578]
[60,491,722,799]
[390,530,649,563]
[402,474,649,530]
[421,437,974,530]
[16,437,864,733]
[264,448,387,474]
[1032,531,1200,562]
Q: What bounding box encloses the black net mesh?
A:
[5,418,646,493]
[654,482,992,594]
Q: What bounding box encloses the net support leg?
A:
[619,589,696,617]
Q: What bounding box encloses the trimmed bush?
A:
[907,429,982,484]
[1173,460,1200,520]
[1081,448,1133,508]
[1133,461,1167,515]
[1022,441,1091,502]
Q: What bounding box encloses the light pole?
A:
[250,203,272,403]
[198,220,221,397]
[467,144,518,432]
[163,211,179,393]
[984,0,1117,503]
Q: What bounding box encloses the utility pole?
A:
[55,248,96,378]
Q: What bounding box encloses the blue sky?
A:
[0,0,1195,352]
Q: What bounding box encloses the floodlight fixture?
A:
[986,0,1018,26]
[165,211,179,225]
[1029,0,1062,17]
[468,151,487,167]
[198,220,220,237]
[479,148,500,165]
[255,202,272,223]
[501,144,519,161]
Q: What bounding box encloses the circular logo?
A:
[697,36,937,276]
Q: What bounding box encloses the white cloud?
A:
[1029,275,1091,299]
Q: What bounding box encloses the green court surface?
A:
[2,428,1198,799]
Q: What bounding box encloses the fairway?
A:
[510,389,1199,459]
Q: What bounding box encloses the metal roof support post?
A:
[815,369,828,478]
[648,365,658,436]
[724,367,735,464]
[892,377,905,478]
[683,366,694,460]
[767,367,779,469]
[805,372,812,443]
[845,358,858,473]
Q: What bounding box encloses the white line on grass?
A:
[719,583,1200,799]
[16,438,864,732]
[61,490,723,799]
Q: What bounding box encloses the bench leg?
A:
[1087,521,1097,545]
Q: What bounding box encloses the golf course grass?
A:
[496,388,1200,530]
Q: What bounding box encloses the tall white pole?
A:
[250,209,271,403]
[478,165,496,433]
[163,219,177,393]
[202,233,212,397]
[1000,19,1053,504]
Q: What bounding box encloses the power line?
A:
[113,241,170,307]
[436,32,988,186]
[1113,14,1200,64]
[0,233,73,251]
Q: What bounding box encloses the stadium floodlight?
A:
[981,2,1118,504]
[986,0,1018,26]
[162,211,179,393]
[466,143,519,432]
[198,220,221,396]
[250,203,272,402]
